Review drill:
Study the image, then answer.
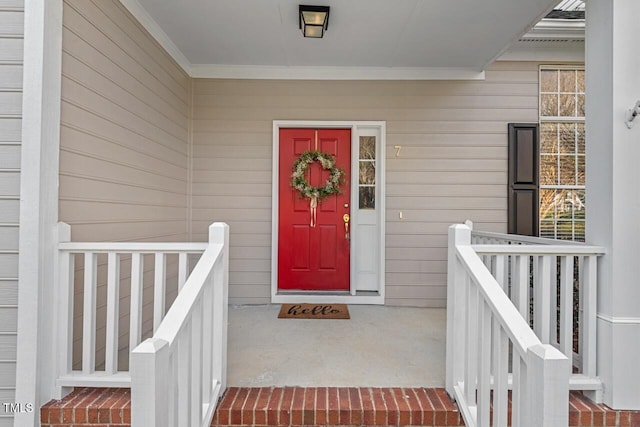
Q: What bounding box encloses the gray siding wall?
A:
[0,0,22,424]
[57,0,540,309]
[192,63,539,307]
[59,0,191,369]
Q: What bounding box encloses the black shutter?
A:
[508,123,539,236]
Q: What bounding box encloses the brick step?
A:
[213,387,462,427]
[41,387,130,426]
[40,386,640,426]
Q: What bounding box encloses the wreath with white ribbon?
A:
[291,150,344,227]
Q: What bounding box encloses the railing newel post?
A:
[582,255,600,402]
[211,222,229,393]
[131,338,170,427]
[526,344,570,427]
[54,222,73,399]
[446,224,471,397]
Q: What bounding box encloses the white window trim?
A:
[271,121,386,305]
[539,65,586,241]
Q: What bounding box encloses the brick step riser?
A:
[213,387,462,426]
[40,387,640,427]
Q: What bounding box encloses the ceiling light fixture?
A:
[299,5,330,38]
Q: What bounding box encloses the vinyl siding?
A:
[0,0,21,423]
[59,0,191,369]
[56,1,540,309]
[192,62,539,306]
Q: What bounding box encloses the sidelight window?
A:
[358,136,376,209]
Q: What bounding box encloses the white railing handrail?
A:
[131,222,229,427]
[152,243,222,345]
[472,244,606,255]
[470,233,603,401]
[456,244,543,356]
[58,241,208,252]
[470,229,587,246]
[53,223,210,396]
[447,224,570,427]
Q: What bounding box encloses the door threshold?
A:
[277,290,351,295]
[272,291,383,305]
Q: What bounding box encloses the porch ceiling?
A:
[124,0,562,79]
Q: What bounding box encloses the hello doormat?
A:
[278,303,350,319]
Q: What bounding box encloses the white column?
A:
[14,0,63,425]
[586,0,640,410]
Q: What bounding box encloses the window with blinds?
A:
[539,66,585,241]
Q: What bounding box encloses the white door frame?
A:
[271,120,386,304]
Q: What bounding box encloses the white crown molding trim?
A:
[190,64,485,80]
[597,313,640,325]
[118,0,192,76]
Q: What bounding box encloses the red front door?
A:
[278,128,351,291]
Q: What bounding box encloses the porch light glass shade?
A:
[299,5,329,38]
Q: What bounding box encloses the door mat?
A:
[278,303,350,319]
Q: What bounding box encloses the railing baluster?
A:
[483,252,491,269]
[513,354,528,425]
[154,252,167,332]
[535,256,552,343]
[550,256,558,344]
[202,271,214,403]
[178,326,191,425]
[464,275,478,405]
[559,255,574,358]
[582,255,597,379]
[170,352,178,426]
[577,255,584,365]
[513,255,528,319]
[130,253,144,353]
[492,319,509,427]
[495,254,506,291]
[191,299,204,425]
[82,252,98,374]
[477,300,491,427]
[105,252,120,374]
[178,252,188,291]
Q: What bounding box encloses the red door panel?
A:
[278,128,351,291]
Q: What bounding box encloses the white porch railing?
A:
[55,222,209,390]
[447,224,570,427]
[131,223,229,427]
[470,225,604,401]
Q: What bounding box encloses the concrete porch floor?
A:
[227,304,446,388]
